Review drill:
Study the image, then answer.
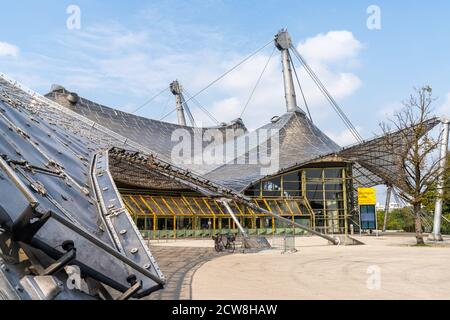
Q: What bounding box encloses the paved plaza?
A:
[148,234,450,300]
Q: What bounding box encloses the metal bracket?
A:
[116,275,142,301]
[43,240,76,276]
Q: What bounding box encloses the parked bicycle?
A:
[212,234,236,253]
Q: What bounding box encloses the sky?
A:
[1,0,450,202]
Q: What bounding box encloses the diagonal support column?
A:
[382,185,392,232]
[219,199,249,238]
[429,118,449,241]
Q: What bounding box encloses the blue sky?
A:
[1,1,449,201]
[1,1,449,133]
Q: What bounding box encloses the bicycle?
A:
[212,234,236,253]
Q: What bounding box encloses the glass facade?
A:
[244,165,351,234]
[121,163,353,238]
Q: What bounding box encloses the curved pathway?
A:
[147,246,228,300]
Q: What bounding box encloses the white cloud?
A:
[298,30,363,65]
[0,41,19,58]
[325,126,363,147]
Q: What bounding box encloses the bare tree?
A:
[380,86,441,244]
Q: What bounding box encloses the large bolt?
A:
[62,240,75,252]
[126,274,137,286]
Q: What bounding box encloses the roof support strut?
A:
[219,198,249,238]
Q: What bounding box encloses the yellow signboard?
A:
[358,188,376,205]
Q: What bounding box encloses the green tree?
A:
[377,208,415,231]
[380,86,441,244]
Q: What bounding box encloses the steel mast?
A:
[275,29,300,113]
[170,80,187,126]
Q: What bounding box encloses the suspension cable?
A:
[184,89,220,125]
[158,38,273,125]
[288,50,313,123]
[240,46,276,119]
[289,46,363,143]
[130,87,170,114]
[159,108,177,121]
[178,39,274,111]
[183,102,197,127]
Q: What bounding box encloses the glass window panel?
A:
[221,218,231,229]
[245,189,261,197]
[283,190,301,197]
[154,197,172,215]
[360,205,368,214]
[146,197,164,215]
[123,197,141,214]
[305,183,323,191]
[227,201,244,216]
[255,200,270,211]
[176,217,192,229]
[166,218,174,230]
[294,217,311,228]
[306,190,324,201]
[136,218,145,230]
[255,217,266,228]
[157,218,167,230]
[127,197,150,214]
[199,218,213,229]
[266,200,282,214]
[283,181,301,191]
[325,183,343,191]
[309,201,324,210]
[184,198,206,215]
[280,200,301,215]
[171,198,190,215]
[245,183,261,197]
[326,200,344,210]
[262,190,281,197]
[283,171,301,182]
[244,205,256,215]
[324,168,343,179]
[261,217,273,228]
[262,177,282,191]
[325,191,344,200]
[242,218,253,229]
[206,200,223,215]
[305,169,323,179]
[168,198,182,215]
[145,217,153,230]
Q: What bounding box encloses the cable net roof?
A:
[45,85,440,194]
[204,111,341,190]
[334,118,441,191]
[46,89,247,165]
